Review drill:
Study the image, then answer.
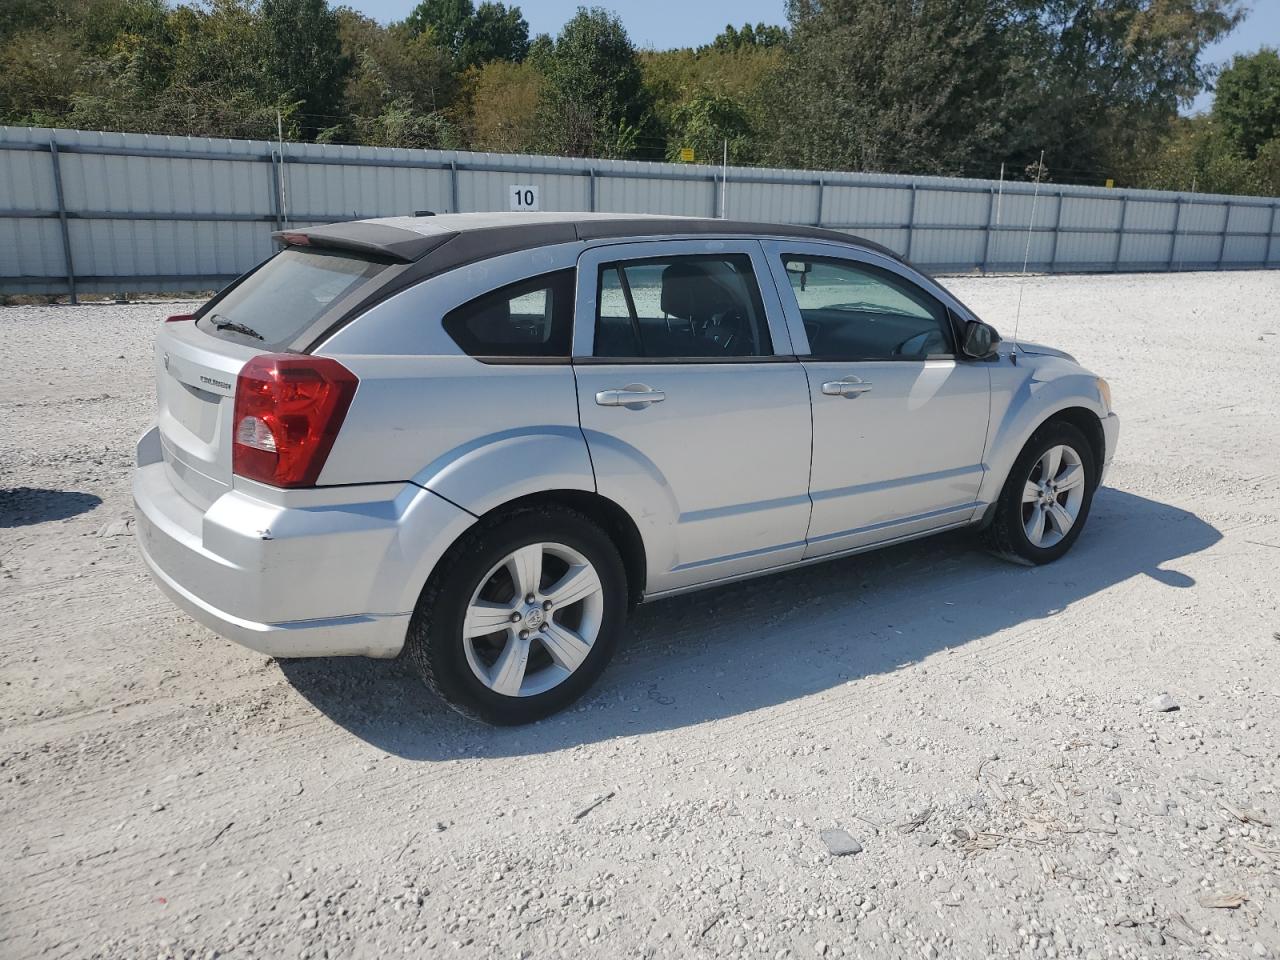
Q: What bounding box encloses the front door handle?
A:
[596,384,666,408]
[821,377,873,398]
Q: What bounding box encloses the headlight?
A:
[1096,377,1112,414]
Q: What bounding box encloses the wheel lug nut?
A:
[519,629,530,640]
[525,593,536,604]
[542,599,553,610]
[509,612,521,622]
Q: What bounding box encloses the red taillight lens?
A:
[232,354,358,488]
[166,313,195,323]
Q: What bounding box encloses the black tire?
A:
[983,419,1098,565]
[406,505,628,725]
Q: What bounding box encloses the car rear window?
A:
[198,248,389,349]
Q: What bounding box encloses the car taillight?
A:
[232,354,358,488]
[166,313,194,323]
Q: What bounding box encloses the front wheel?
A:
[984,420,1097,565]
[406,506,628,724]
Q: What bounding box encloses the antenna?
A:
[1012,150,1045,343]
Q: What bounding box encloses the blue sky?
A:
[344,0,1277,113]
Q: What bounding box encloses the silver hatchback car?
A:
[134,213,1119,723]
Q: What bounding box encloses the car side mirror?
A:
[961,320,1000,359]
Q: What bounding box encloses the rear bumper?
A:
[133,425,475,658]
[137,541,411,657]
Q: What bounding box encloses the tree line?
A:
[1,0,1277,196]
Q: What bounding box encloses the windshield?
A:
[200,248,388,349]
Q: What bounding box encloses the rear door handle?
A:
[596,384,666,408]
[821,377,873,398]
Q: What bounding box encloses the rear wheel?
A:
[406,506,628,724]
[984,420,1097,565]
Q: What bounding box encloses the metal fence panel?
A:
[1,124,1276,299]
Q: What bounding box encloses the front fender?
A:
[978,357,1108,505]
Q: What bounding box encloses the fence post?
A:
[587,169,596,212]
[48,139,77,305]
[981,187,995,272]
[268,151,284,230]
[1216,201,1232,269]
[1112,196,1128,272]
[905,183,918,260]
[814,177,824,228]
[1048,192,1063,272]
[1167,198,1183,271]
[449,160,460,213]
[1266,202,1279,267]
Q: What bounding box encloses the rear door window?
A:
[198,248,389,349]
[594,254,773,359]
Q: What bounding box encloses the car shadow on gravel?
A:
[0,487,103,528]
[278,487,1220,759]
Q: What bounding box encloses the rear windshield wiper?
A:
[211,315,264,340]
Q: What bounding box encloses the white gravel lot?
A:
[2,270,1279,960]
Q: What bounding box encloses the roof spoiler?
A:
[273,221,455,263]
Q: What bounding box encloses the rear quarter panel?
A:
[314,355,594,511]
[312,242,596,513]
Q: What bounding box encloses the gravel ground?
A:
[2,271,1279,960]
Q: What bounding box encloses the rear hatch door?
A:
[155,247,394,510]
[155,322,258,510]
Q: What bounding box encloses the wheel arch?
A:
[976,401,1107,529]
[490,490,648,606]
[418,489,648,610]
[1043,406,1105,489]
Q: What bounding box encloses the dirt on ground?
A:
[2,271,1279,960]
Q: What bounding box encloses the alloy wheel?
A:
[1021,444,1087,548]
[462,542,605,698]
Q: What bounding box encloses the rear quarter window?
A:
[442,269,575,360]
[199,248,389,349]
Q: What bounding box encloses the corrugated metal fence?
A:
[2,125,1277,299]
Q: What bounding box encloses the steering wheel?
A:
[701,309,748,355]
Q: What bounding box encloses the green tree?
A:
[641,43,781,164]
[708,22,786,53]
[526,31,554,67]
[539,6,651,157]
[664,91,756,163]
[404,0,474,52]
[1212,47,1280,159]
[405,0,528,67]
[338,10,454,119]
[261,0,350,138]
[467,58,543,151]
[1016,0,1243,180]
[355,97,457,148]
[763,0,1023,174]
[460,3,530,67]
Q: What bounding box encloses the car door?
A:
[572,239,813,595]
[762,241,991,558]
